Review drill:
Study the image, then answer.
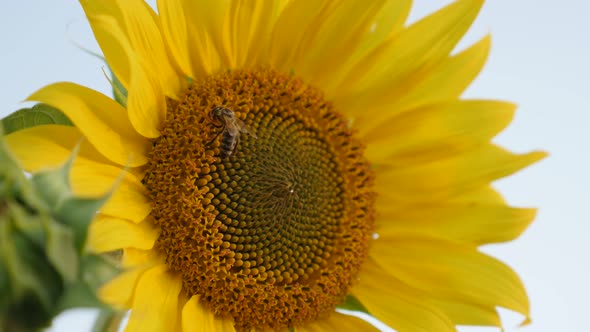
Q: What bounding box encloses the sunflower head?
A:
[3,0,546,331]
[142,69,375,330]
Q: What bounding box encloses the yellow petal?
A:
[364,100,515,163]
[352,259,456,332]
[428,299,501,327]
[336,0,486,129]
[175,289,189,332]
[99,266,147,309]
[370,236,530,323]
[374,185,506,226]
[354,0,412,55]
[182,0,287,72]
[356,36,493,137]
[4,125,114,171]
[293,0,390,89]
[186,28,222,77]
[224,0,286,68]
[126,58,167,138]
[157,0,194,77]
[298,312,378,332]
[26,82,149,167]
[389,35,492,112]
[374,144,547,202]
[122,248,162,268]
[319,0,413,96]
[126,265,183,332]
[88,215,159,253]
[336,0,484,100]
[80,0,132,89]
[70,161,151,223]
[449,185,505,204]
[182,295,236,332]
[377,201,536,245]
[181,0,227,74]
[113,0,183,98]
[269,0,332,73]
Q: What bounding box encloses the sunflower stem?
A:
[91,309,125,332]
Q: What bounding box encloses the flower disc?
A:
[143,69,375,331]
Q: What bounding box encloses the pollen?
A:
[142,69,375,331]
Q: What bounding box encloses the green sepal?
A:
[75,45,127,108]
[101,67,127,108]
[30,143,112,252]
[44,217,79,283]
[56,282,105,313]
[111,70,128,107]
[9,203,45,249]
[336,294,370,314]
[29,142,79,209]
[54,196,110,252]
[1,103,73,135]
[91,310,126,332]
[0,131,40,208]
[55,254,118,312]
[80,254,119,290]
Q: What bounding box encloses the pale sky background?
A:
[0,1,588,332]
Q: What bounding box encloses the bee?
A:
[209,106,256,159]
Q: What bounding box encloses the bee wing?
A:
[234,118,257,139]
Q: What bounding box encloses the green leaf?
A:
[337,294,370,314]
[1,103,73,135]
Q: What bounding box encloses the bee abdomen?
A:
[219,133,237,158]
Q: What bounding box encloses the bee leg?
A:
[206,126,225,146]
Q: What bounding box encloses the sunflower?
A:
[5,0,546,331]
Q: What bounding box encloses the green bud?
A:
[0,130,119,332]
